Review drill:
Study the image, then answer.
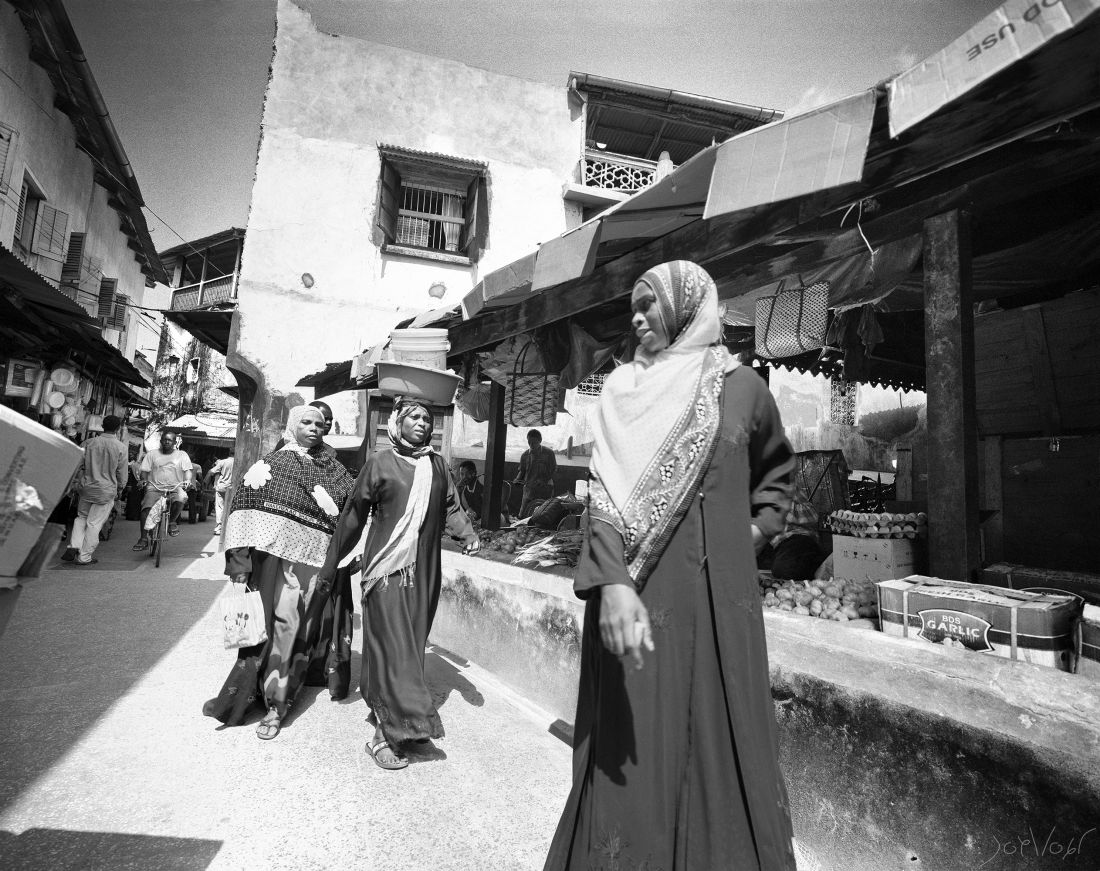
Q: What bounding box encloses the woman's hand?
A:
[599,584,654,670]
[230,573,249,586]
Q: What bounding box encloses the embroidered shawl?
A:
[588,260,735,590]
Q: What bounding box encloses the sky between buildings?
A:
[63,0,1004,247]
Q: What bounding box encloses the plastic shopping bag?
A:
[219,588,268,649]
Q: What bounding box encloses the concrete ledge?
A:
[434,555,1100,871]
[434,552,582,724]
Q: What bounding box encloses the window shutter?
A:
[110,293,129,330]
[62,233,85,283]
[377,159,401,242]
[462,174,483,262]
[14,181,27,241]
[0,127,13,190]
[32,204,68,258]
[97,278,117,321]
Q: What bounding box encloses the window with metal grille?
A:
[396,183,466,252]
[376,146,488,263]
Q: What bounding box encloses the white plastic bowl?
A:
[376,361,461,406]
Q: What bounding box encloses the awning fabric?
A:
[888,0,1100,136]
[704,90,877,220]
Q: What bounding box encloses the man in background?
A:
[514,429,556,519]
[134,431,193,550]
[61,415,127,566]
[205,453,236,535]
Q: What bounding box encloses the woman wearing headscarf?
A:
[545,261,798,870]
[203,405,355,739]
[319,398,480,770]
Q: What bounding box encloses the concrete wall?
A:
[231,0,584,457]
[435,553,1100,871]
[0,4,151,339]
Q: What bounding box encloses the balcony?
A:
[562,149,674,208]
[170,274,237,311]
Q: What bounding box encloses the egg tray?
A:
[826,510,927,540]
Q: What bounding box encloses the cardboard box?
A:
[981,563,1100,607]
[877,575,1079,671]
[833,535,921,583]
[0,405,83,577]
[1075,604,1100,678]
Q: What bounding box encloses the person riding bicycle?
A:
[134,431,194,550]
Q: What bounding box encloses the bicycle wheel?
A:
[155,514,166,568]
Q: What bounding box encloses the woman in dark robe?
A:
[545,261,798,871]
[202,405,356,739]
[319,399,480,770]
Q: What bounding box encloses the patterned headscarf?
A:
[280,405,324,455]
[588,261,735,590]
[387,398,435,458]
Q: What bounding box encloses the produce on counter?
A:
[826,510,927,539]
[512,530,584,568]
[759,574,879,623]
[474,526,584,567]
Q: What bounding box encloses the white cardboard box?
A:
[0,405,83,577]
[833,535,920,584]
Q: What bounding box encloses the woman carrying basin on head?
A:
[203,405,355,739]
[545,261,798,870]
[319,398,481,770]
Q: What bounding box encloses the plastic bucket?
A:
[389,328,450,371]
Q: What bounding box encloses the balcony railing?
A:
[170,274,237,311]
[581,149,660,194]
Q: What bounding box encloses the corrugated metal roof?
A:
[378,143,488,169]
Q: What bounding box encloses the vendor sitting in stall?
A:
[456,460,483,522]
[765,483,827,581]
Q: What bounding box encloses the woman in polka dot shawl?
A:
[203,405,355,739]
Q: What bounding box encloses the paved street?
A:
[0,520,572,871]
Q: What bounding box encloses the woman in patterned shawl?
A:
[203,405,355,739]
[545,261,798,871]
[319,398,480,770]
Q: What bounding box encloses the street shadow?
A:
[426,645,485,710]
[0,524,226,816]
[0,828,222,870]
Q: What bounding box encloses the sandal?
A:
[168,525,181,537]
[132,540,149,552]
[366,738,408,770]
[256,713,282,740]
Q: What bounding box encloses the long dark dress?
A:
[202,551,355,724]
[545,367,798,871]
[321,451,477,746]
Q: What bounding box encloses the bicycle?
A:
[144,483,182,568]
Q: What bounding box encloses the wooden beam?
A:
[644,119,670,160]
[923,209,981,582]
[1021,306,1062,435]
[482,381,507,531]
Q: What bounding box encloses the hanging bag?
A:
[506,340,560,427]
[754,277,829,359]
[219,585,268,649]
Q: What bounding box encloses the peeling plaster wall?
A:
[233,0,583,453]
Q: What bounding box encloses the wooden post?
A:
[982,436,1004,564]
[482,381,507,531]
[895,444,913,501]
[923,210,981,581]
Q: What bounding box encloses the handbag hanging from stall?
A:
[219,587,268,649]
[506,340,560,427]
[754,277,830,359]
